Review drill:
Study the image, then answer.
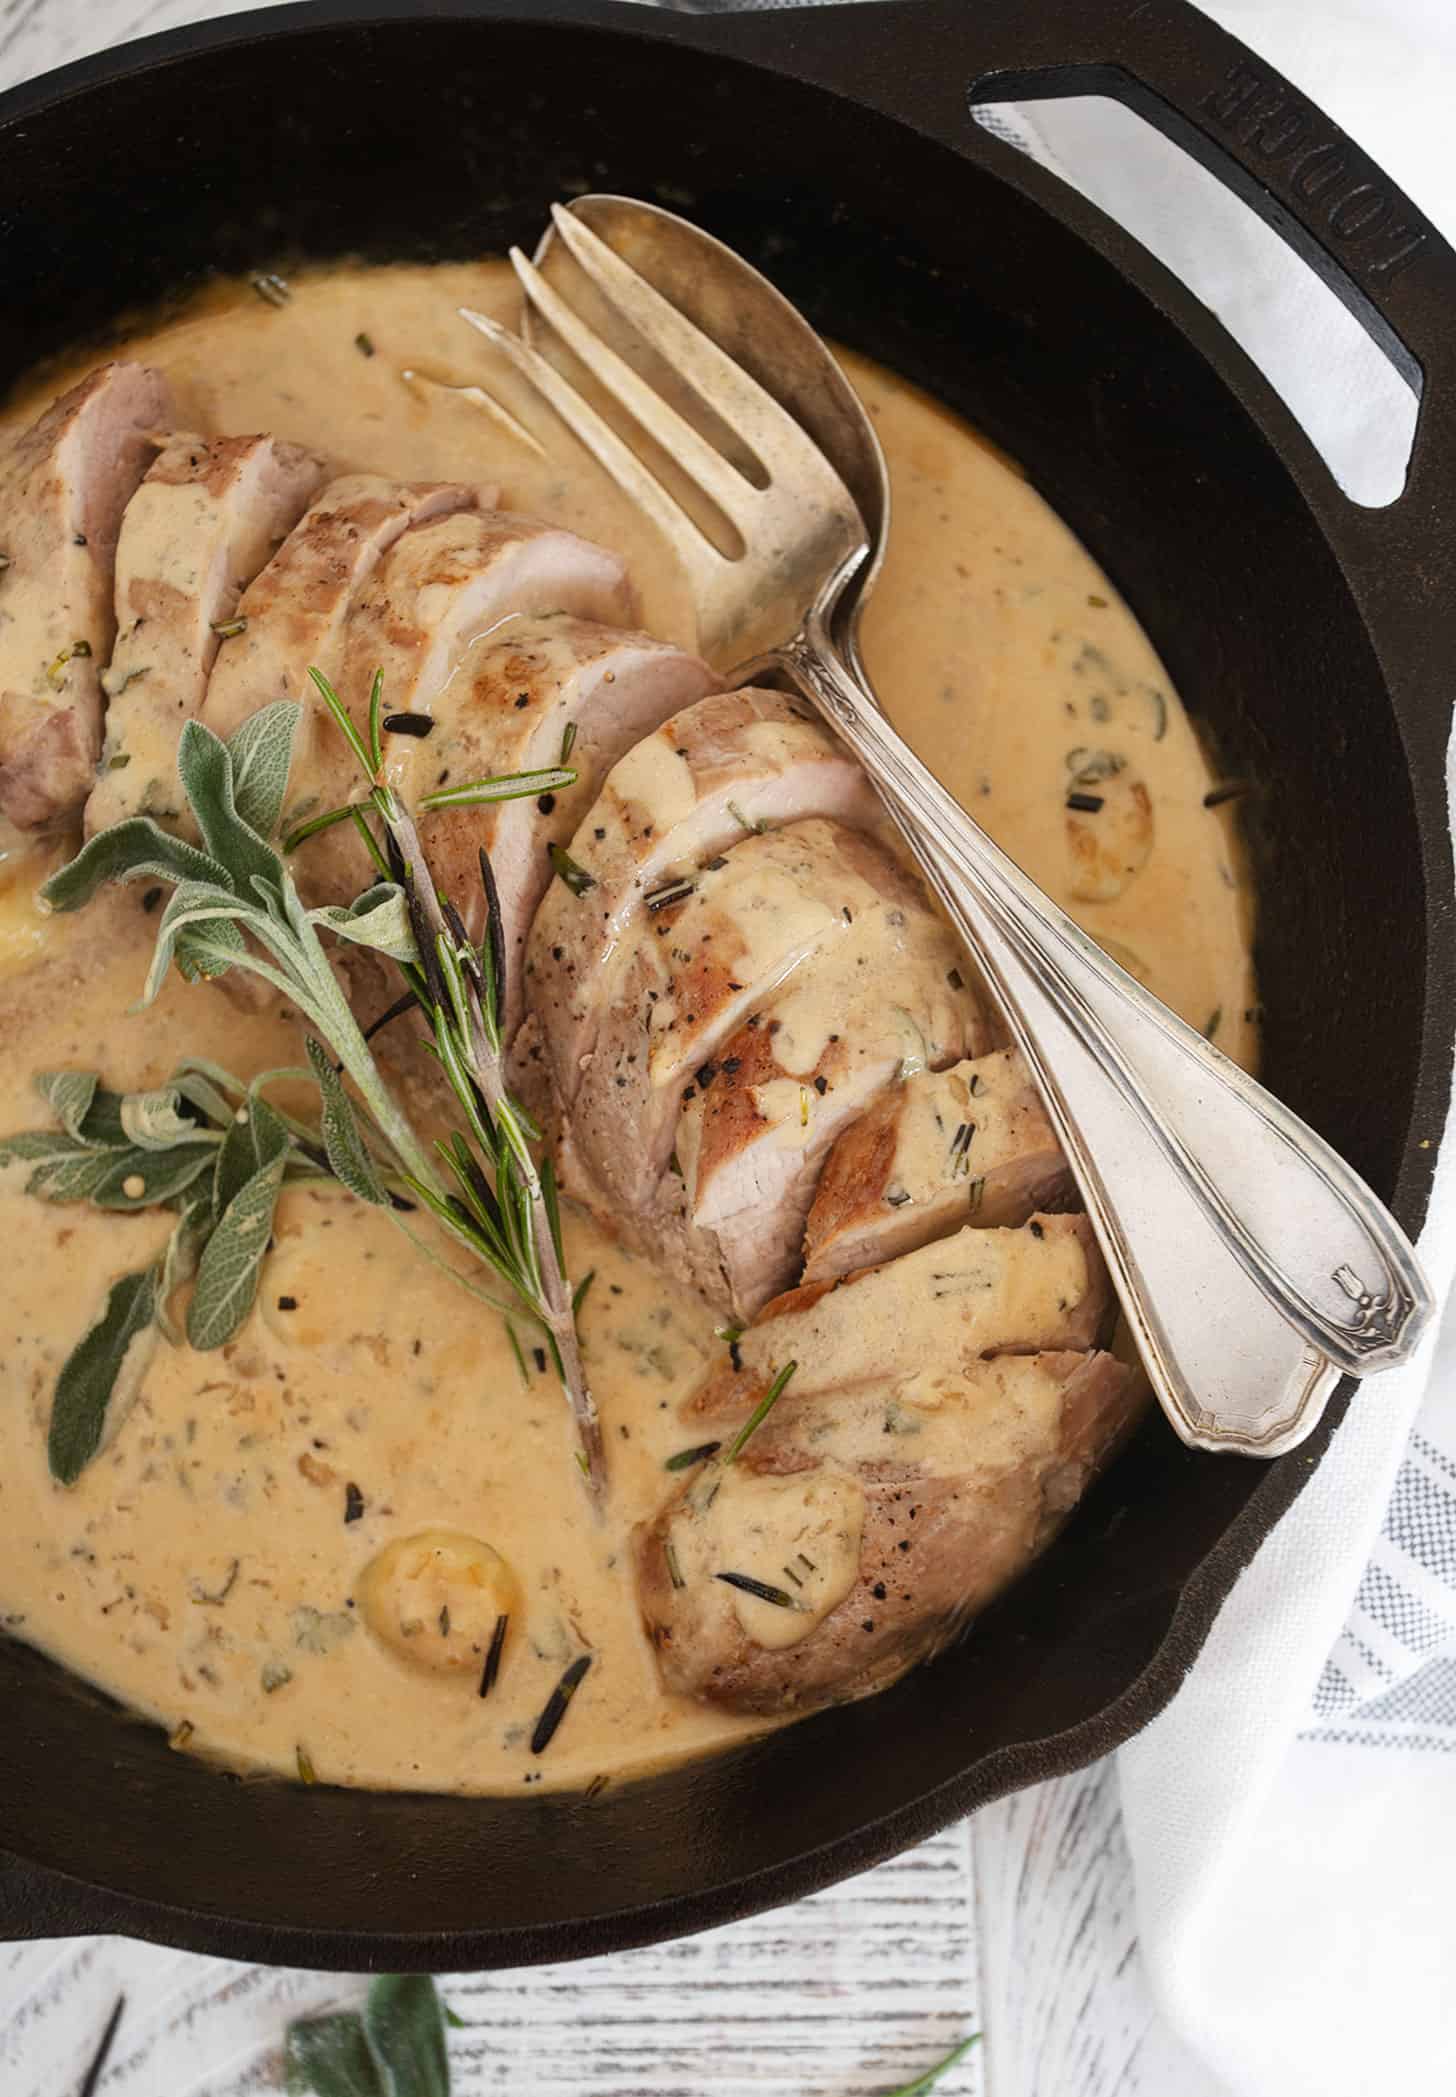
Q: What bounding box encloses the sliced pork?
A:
[563,819,934,1216]
[0,362,173,828]
[525,686,883,1092]
[201,475,480,740]
[802,1048,1072,1284]
[636,1346,1142,1714]
[734,1211,1111,1400]
[337,508,634,728]
[657,873,992,1317]
[85,432,327,831]
[412,614,719,1037]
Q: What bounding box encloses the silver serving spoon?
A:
[459,194,1433,1457]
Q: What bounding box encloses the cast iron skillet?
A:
[0,0,1452,1970]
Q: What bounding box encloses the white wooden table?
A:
[0,4,1194,2091]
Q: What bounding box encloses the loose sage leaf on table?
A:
[226,700,300,840]
[284,1977,452,2097]
[48,1264,161,1485]
[285,2010,386,2097]
[362,1975,451,2097]
[306,1037,387,1205]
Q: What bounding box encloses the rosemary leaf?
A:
[885,2032,982,2096]
[724,1360,798,1465]
[419,763,576,811]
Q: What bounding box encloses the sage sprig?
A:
[0,1059,332,1481]
[29,684,604,1491]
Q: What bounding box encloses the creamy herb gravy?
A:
[0,261,1255,1794]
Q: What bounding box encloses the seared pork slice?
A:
[733,1212,1111,1400]
[802,1048,1072,1285]
[285,509,635,906]
[413,614,718,1037]
[0,362,173,828]
[526,686,883,1093]
[565,820,931,1215]
[665,883,991,1317]
[637,1347,1143,1714]
[201,475,480,740]
[86,432,327,831]
[337,508,634,728]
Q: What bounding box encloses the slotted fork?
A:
[457,199,1433,1456]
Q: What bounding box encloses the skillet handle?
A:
[679,0,1456,719]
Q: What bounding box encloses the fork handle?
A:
[779,621,1433,1453]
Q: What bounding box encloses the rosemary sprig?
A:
[303,667,602,1489]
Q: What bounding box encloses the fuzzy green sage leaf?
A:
[49,1264,161,1485]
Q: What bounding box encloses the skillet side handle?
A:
[680,0,1456,557]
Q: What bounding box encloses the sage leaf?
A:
[306,1037,386,1205]
[308,886,417,964]
[177,717,287,902]
[214,1095,293,1216]
[285,2010,385,2097]
[49,1264,161,1484]
[187,1150,287,1351]
[0,1127,100,1180]
[173,1058,246,1125]
[158,1185,214,1345]
[41,818,231,914]
[19,1137,134,1203]
[362,1974,451,2097]
[174,916,247,983]
[142,882,286,1007]
[78,1088,130,1147]
[121,1085,202,1151]
[227,700,300,840]
[33,1069,98,1138]
[88,1142,216,1211]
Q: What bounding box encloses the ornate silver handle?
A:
[779,612,1433,1456]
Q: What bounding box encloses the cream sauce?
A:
[0,259,1256,1794]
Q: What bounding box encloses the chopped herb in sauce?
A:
[478,1612,510,1698]
[530,1652,592,1753]
[665,1440,721,1472]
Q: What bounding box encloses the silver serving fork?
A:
[457,198,1433,1457]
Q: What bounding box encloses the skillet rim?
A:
[0,0,1449,1965]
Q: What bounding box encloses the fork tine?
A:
[509,244,760,529]
[457,307,728,567]
[546,205,847,492]
[399,367,547,457]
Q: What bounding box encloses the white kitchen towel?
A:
[686,1,1456,2091]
